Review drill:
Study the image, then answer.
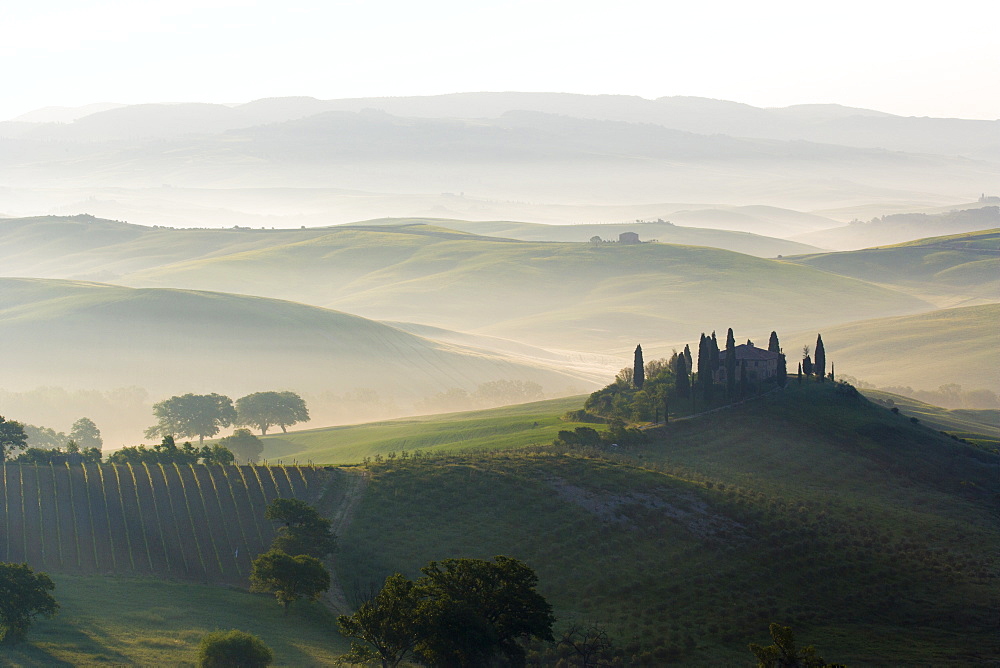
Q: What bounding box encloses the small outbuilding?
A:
[618,231,641,244]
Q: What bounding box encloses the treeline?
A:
[415,380,545,414]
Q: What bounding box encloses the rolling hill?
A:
[113,223,931,352]
[792,206,1000,250]
[0,216,931,354]
[0,278,609,445]
[788,304,1000,393]
[364,216,825,256]
[784,227,1000,304]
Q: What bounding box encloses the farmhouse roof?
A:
[732,344,782,361]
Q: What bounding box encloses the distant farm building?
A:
[714,343,781,383]
[618,231,641,244]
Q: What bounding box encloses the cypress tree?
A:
[797,361,802,384]
[683,344,693,374]
[710,331,720,372]
[777,353,787,386]
[725,328,736,401]
[768,331,781,354]
[633,344,645,389]
[815,334,826,382]
[803,355,813,377]
[830,363,835,383]
[697,333,712,402]
[674,354,690,398]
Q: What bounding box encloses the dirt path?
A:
[323,468,369,615]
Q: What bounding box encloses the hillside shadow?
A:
[0,624,132,666]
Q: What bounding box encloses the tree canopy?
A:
[145,393,237,445]
[235,391,309,436]
[338,556,554,668]
[107,436,234,465]
[0,562,58,643]
[250,549,329,612]
[264,498,336,560]
[198,629,273,668]
[218,428,265,464]
[69,417,103,450]
[0,416,28,460]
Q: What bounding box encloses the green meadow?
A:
[0,575,348,667]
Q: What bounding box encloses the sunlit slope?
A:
[351,217,824,257]
[859,389,999,447]
[0,278,604,398]
[794,304,1000,392]
[784,228,1000,303]
[122,224,930,351]
[253,396,589,464]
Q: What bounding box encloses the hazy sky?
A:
[3,0,997,121]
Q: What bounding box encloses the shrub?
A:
[198,629,272,667]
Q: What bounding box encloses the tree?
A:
[145,393,237,445]
[725,328,737,401]
[198,629,273,668]
[337,573,422,668]
[748,622,840,667]
[697,333,712,402]
[414,556,555,667]
[218,428,265,463]
[0,417,28,461]
[69,417,102,450]
[632,344,644,390]
[768,331,781,354]
[683,344,692,375]
[803,355,813,377]
[814,334,826,382]
[674,353,690,398]
[797,362,802,385]
[0,562,58,643]
[777,354,788,387]
[250,549,329,613]
[559,622,613,668]
[235,391,309,436]
[199,444,235,465]
[265,498,336,559]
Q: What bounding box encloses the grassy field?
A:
[332,381,998,666]
[789,303,1000,393]
[785,227,1000,305]
[860,389,999,448]
[0,575,348,666]
[1,216,929,353]
[257,396,594,464]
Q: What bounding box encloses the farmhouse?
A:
[618,231,640,244]
[714,343,782,383]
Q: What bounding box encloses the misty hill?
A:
[792,304,1000,393]
[0,278,608,444]
[784,227,1000,303]
[793,206,1000,249]
[108,223,931,352]
[372,217,824,256]
[2,105,995,217]
[7,93,997,158]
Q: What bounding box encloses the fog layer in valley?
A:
[1,93,997,448]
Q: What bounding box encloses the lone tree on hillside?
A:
[265,498,336,559]
[235,391,309,436]
[0,417,28,460]
[69,417,102,451]
[198,629,273,668]
[815,334,826,382]
[145,393,237,445]
[0,562,58,643]
[633,344,644,390]
[250,549,330,613]
[218,428,265,463]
